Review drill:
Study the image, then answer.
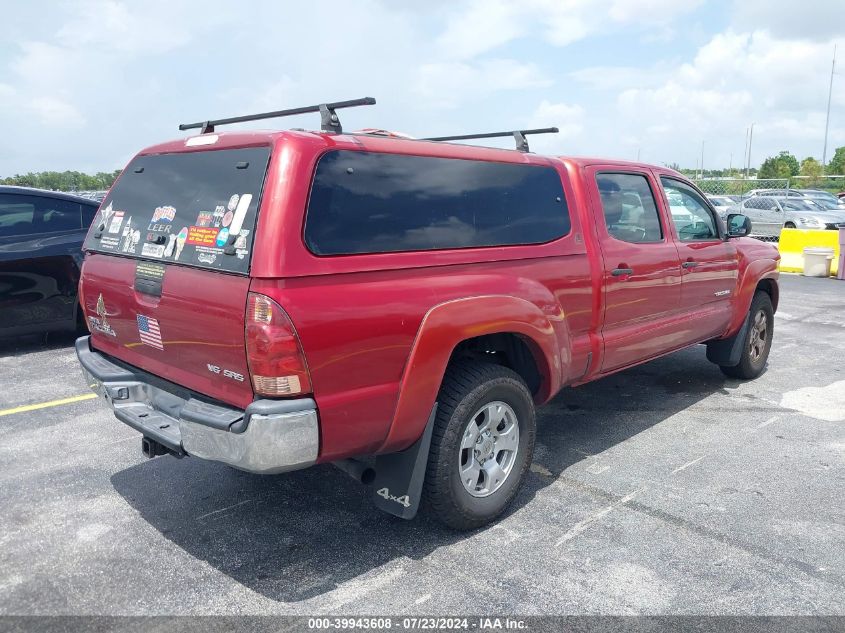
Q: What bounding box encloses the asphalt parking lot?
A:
[0,274,843,616]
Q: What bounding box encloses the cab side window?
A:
[660,177,719,241]
[596,173,663,243]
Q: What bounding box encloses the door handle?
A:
[682,261,699,269]
[612,267,634,276]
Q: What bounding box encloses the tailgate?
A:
[81,254,254,408]
[79,145,272,409]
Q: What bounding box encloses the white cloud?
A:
[435,0,525,60]
[1,0,842,176]
[432,0,705,58]
[415,59,552,108]
[732,0,843,41]
[610,29,845,166]
[531,100,584,138]
[570,64,673,91]
[517,100,585,155]
[606,0,703,23]
[29,97,86,127]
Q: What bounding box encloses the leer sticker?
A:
[227,194,240,212]
[215,227,230,248]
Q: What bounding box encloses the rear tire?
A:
[784,222,796,229]
[424,361,535,530]
[720,291,773,380]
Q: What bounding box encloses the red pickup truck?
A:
[76,99,779,529]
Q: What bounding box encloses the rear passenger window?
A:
[304,151,570,255]
[0,195,83,237]
[596,173,663,243]
[39,198,83,232]
[0,195,37,237]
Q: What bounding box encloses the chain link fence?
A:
[692,178,790,199]
[693,178,790,241]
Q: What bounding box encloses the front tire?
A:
[424,361,535,530]
[720,291,774,379]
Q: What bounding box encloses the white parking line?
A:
[195,499,252,521]
[556,487,645,546]
[672,456,705,474]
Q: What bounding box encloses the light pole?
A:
[743,127,749,179]
[822,44,837,169]
[746,123,755,179]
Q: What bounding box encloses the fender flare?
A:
[376,295,566,454]
[723,260,779,337]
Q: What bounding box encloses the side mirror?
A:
[726,213,752,238]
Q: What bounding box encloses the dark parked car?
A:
[0,186,100,337]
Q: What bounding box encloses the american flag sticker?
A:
[136,314,164,350]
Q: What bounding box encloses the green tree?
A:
[758,151,800,179]
[1,169,121,191]
[799,157,823,185]
[828,146,845,175]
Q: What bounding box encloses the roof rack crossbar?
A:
[423,127,559,152]
[178,97,377,134]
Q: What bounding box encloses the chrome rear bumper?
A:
[75,336,319,474]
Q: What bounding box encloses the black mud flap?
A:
[371,404,438,520]
[706,314,750,367]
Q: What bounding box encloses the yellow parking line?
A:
[0,393,98,418]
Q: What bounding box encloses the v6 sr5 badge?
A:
[207,363,245,382]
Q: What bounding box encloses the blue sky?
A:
[0,0,842,176]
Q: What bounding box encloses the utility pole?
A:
[729,152,733,175]
[822,44,837,169]
[743,128,749,179]
[746,123,755,179]
[700,140,705,179]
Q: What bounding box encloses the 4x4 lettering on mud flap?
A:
[377,487,411,508]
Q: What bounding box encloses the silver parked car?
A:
[730,196,845,235]
[747,188,845,210]
[706,195,737,218]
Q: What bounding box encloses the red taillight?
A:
[245,293,312,397]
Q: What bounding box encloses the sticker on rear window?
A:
[196,211,213,227]
[83,146,270,274]
[121,218,141,253]
[230,194,252,234]
[186,226,218,246]
[141,243,165,258]
[108,211,124,234]
[174,227,189,260]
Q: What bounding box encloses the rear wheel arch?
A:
[377,295,565,454]
[447,332,546,399]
